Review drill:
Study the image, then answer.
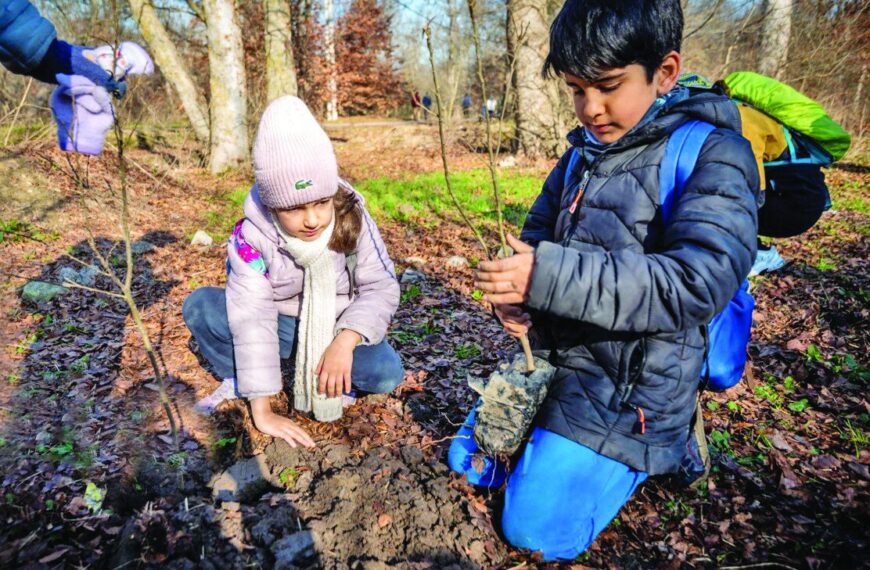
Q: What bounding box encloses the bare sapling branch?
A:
[466,0,507,255]
[462,2,536,371]
[423,25,491,258]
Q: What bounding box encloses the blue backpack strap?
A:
[659,119,716,225]
[563,148,580,192]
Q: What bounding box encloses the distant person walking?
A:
[422,94,433,122]
[410,90,422,121]
[462,94,472,118]
[485,96,497,118]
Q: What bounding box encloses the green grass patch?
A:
[203,186,249,240]
[355,168,543,228]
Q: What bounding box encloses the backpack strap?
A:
[346,250,358,298]
[660,120,716,396]
[563,148,581,195]
[659,119,717,225]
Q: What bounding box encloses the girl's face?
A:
[274,197,334,241]
[563,51,681,144]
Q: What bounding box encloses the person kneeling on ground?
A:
[450,0,758,560]
[183,96,404,447]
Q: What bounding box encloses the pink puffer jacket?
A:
[225,180,399,399]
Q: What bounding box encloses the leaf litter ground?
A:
[0,130,867,568]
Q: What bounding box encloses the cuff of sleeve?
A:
[242,390,281,401]
[334,323,376,346]
[527,241,564,313]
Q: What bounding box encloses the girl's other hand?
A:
[250,397,315,448]
[316,330,360,398]
[493,303,532,338]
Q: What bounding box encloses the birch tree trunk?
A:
[324,0,339,121]
[127,0,210,143]
[444,0,463,121]
[506,0,564,158]
[265,0,298,101]
[758,0,794,79]
[202,0,249,173]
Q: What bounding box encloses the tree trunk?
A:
[202,0,249,173]
[265,0,298,101]
[758,0,793,79]
[444,0,463,121]
[506,0,564,158]
[324,0,338,120]
[127,0,210,143]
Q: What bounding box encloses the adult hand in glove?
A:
[50,74,114,156]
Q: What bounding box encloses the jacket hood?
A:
[567,90,740,152]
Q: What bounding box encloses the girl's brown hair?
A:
[328,187,363,254]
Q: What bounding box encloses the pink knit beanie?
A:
[253,96,338,209]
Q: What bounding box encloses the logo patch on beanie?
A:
[295,179,314,190]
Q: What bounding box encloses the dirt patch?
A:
[250,439,507,568]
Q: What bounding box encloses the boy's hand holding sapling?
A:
[475,234,535,306]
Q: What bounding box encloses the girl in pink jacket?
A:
[183,96,403,448]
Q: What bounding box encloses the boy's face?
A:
[564,52,680,144]
[274,197,335,241]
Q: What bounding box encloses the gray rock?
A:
[403,256,426,268]
[58,265,98,287]
[208,454,274,503]
[445,255,469,269]
[400,269,425,284]
[271,531,316,563]
[21,280,68,303]
[131,240,156,255]
[190,230,214,247]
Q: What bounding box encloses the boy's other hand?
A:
[250,398,316,448]
[317,330,360,398]
[475,234,534,305]
[494,304,532,338]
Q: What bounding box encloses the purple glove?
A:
[50,75,115,156]
[35,40,125,97]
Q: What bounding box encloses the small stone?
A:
[397,204,416,217]
[445,255,469,269]
[403,256,426,268]
[208,454,274,503]
[400,269,425,284]
[190,230,214,247]
[271,531,316,563]
[58,265,97,287]
[497,155,517,168]
[131,240,156,255]
[21,281,69,303]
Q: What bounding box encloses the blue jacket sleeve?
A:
[526,129,760,333]
[0,0,57,76]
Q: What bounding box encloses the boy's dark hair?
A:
[544,0,683,82]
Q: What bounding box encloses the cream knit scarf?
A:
[272,214,343,422]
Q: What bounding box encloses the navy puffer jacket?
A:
[522,91,759,476]
[0,0,56,76]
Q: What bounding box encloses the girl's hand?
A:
[250,397,315,448]
[317,330,361,398]
[494,303,532,338]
